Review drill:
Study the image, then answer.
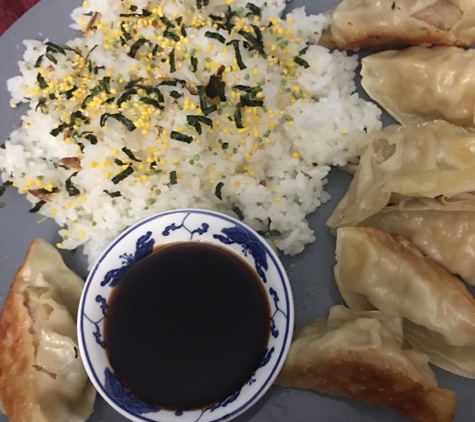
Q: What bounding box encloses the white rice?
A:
[0,0,381,267]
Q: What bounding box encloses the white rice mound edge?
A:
[0,0,381,267]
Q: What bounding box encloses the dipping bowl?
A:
[78,209,294,422]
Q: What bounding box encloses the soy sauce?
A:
[104,242,271,410]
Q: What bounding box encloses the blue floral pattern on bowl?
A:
[78,209,294,422]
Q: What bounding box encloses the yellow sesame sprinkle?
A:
[10,103,17,108]
[275,197,281,202]
[50,209,57,215]
[65,203,72,209]
[244,152,251,159]
[90,161,98,168]
[291,152,300,158]
[79,231,86,238]
[342,130,348,135]
[234,180,240,187]
[252,67,259,77]
[56,243,63,249]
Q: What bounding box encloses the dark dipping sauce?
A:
[104,241,271,411]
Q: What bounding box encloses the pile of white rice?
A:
[0,0,381,267]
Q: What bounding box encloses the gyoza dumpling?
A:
[361,46,475,127]
[334,226,475,378]
[362,210,475,285]
[276,305,456,422]
[327,121,475,229]
[331,0,475,50]
[0,239,96,422]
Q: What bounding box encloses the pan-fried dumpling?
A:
[276,305,456,422]
[331,0,475,50]
[327,121,475,229]
[361,46,475,127]
[335,226,475,378]
[0,239,96,422]
[362,210,475,285]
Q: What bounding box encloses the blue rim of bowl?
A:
[78,208,294,422]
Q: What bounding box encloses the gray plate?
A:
[0,1,474,421]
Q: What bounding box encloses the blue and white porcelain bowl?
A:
[78,209,294,422]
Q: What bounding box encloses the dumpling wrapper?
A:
[276,305,456,422]
[327,121,475,229]
[361,46,475,127]
[362,210,475,285]
[331,0,475,50]
[334,226,475,378]
[0,239,96,422]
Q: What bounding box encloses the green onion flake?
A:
[215,181,224,200]
[37,73,48,90]
[0,181,13,197]
[169,170,178,185]
[170,131,193,144]
[112,165,134,184]
[100,113,136,131]
[65,173,81,196]
[122,147,142,162]
[294,56,310,68]
[29,200,46,213]
[205,31,226,44]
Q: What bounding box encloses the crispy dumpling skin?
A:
[327,121,475,229]
[361,210,475,285]
[335,226,475,378]
[331,0,475,51]
[276,305,456,422]
[361,46,475,127]
[0,239,96,422]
